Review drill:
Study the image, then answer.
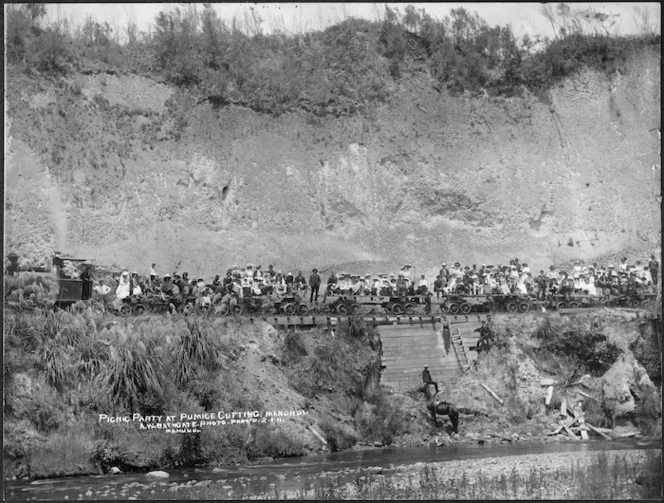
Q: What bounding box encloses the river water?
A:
[5,438,661,500]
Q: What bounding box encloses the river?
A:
[5,438,661,500]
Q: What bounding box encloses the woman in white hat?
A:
[116,271,131,299]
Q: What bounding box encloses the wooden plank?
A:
[545,386,554,406]
[480,383,504,405]
[587,425,612,434]
[613,432,638,439]
[574,389,599,401]
[563,425,579,440]
[547,425,564,436]
[586,424,612,441]
[560,416,579,428]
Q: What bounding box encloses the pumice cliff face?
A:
[4,48,660,276]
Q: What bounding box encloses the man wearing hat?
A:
[309,268,321,303]
[536,270,548,300]
[363,274,372,295]
[649,254,659,285]
[161,273,175,296]
[439,263,449,281]
[285,272,294,293]
[433,275,444,298]
[417,274,428,295]
[254,265,263,279]
[396,274,408,297]
[422,364,439,394]
[371,276,382,295]
[326,271,338,296]
[294,270,307,293]
[148,263,157,287]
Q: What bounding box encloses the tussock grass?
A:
[4,309,378,477]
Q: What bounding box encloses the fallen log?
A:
[563,425,580,440]
[547,425,564,436]
[560,416,579,428]
[545,385,554,406]
[613,431,638,439]
[587,423,613,441]
[480,383,504,405]
[574,389,599,401]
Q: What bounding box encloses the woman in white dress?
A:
[115,271,130,299]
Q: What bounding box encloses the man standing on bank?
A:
[422,364,439,394]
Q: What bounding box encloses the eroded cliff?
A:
[4,47,660,276]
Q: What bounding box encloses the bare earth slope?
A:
[4,48,660,276]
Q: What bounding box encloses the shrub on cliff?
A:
[6,4,75,76]
[246,424,305,459]
[533,316,621,377]
[289,338,364,399]
[282,329,308,365]
[356,389,408,445]
[319,419,357,452]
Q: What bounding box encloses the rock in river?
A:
[145,471,169,479]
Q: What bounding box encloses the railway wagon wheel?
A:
[350,303,361,315]
[336,303,349,315]
[567,301,579,309]
[217,304,230,316]
[404,303,415,315]
[460,303,471,314]
[283,303,296,315]
[392,303,404,315]
[134,305,146,316]
[556,301,567,310]
[232,304,244,315]
[119,304,132,316]
[505,302,518,313]
[447,303,459,314]
[298,304,310,315]
[518,302,531,313]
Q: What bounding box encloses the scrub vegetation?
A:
[3,306,383,479]
[5,3,660,116]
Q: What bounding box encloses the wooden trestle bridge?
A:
[246,308,656,392]
[247,313,488,391]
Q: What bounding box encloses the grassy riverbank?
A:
[3,304,661,482]
[175,448,661,500]
[3,307,383,479]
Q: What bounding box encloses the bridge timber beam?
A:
[247,313,492,328]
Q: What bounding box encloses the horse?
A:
[418,383,459,433]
